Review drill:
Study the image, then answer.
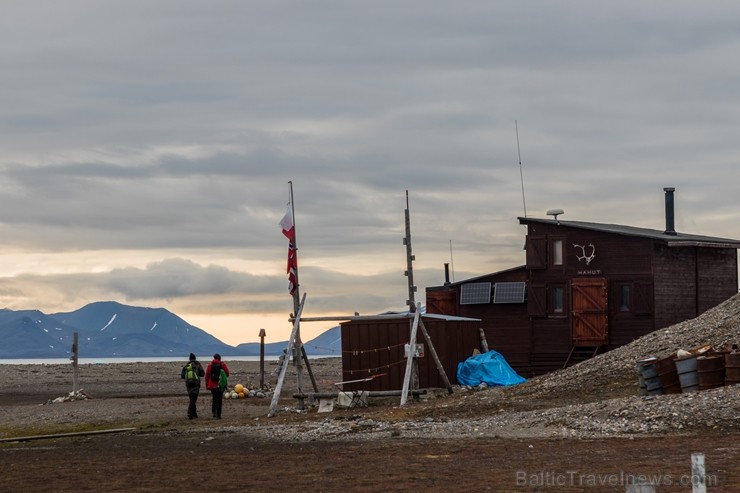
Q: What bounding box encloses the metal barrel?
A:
[635,357,657,395]
[656,355,681,394]
[697,354,725,390]
[725,352,740,386]
[640,362,662,395]
[674,355,699,393]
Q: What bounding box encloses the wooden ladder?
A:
[563,345,603,369]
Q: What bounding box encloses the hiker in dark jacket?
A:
[205,353,230,419]
[180,353,205,420]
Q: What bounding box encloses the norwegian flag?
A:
[286,240,298,295]
[280,206,295,241]
[280,205,298,295]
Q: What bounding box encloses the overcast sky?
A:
[2,1,740,346]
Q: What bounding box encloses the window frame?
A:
[551,239,564,266]
[619,284,631,312]
[550,284,566,316]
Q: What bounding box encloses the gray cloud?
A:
[2,1,740,341]
[0,258,441,319]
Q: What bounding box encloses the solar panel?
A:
[493,282,526,304]
[460,282,492,305]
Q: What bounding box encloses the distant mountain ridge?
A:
[0,301,341,359]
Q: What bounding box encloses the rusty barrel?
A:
[697,355,725,391]
[656,355,681,394]
[726,352,740,386]
[674,355,699,393]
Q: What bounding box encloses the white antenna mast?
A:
[516,120,527,218]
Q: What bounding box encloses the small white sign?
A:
[404,343,425,358]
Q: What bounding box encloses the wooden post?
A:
[70,332,79,394]
[418,319,453,394]
[294,337,304,397]
[692,453,706,493]
[259,328,266,390]
[479,328,489,353]
[301,345,318,392]
[400,306,421,406]
[625,478,655,493]
[286,181,304,395]
[403,190,417,312]
[268,293,307,417]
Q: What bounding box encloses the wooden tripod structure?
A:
[268,182,318,418]
[267,292,308,418]
[400,303,453,406]
[268,189,452,416]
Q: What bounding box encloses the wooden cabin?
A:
[426,188,740,376]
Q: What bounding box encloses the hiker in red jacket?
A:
[205,354,230,419]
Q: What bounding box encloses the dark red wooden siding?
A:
[425,288,458,316]
[340,317,480,392]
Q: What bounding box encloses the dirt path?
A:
[3,431,738,492]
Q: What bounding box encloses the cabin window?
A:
[552,239,563,266]
[619,284,631,312]
[551,286,564,314]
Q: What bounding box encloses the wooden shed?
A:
[426,188,740,377]
[340,313,481,392]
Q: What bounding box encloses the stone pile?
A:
[47,389,91,404]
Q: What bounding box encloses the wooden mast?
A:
[287,182,318,395]
[287,182,305,394]
[402,190,419,392]
[403,190,417,312]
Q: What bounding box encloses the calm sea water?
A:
[0,355,340,365]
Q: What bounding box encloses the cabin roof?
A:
[519,217,740,249]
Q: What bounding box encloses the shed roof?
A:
[441,265,527,287]
[519,217,740,249]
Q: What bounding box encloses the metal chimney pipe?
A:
[664,187,676,235]
[444,263,451,286]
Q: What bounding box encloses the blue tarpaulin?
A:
[456,350,527,387]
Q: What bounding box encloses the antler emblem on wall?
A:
[573,243,596,265]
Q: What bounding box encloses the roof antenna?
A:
[547,208,564,225]
[516,120,527,218]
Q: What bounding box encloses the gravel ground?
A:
[1,294,738,443]
[2,298,739,493]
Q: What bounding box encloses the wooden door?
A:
[571,278,608,345]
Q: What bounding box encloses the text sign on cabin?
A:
[573,243,602,275]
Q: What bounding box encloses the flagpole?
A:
[287,181,316,395]
[287,183,301,350]
[288,181,301,317]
